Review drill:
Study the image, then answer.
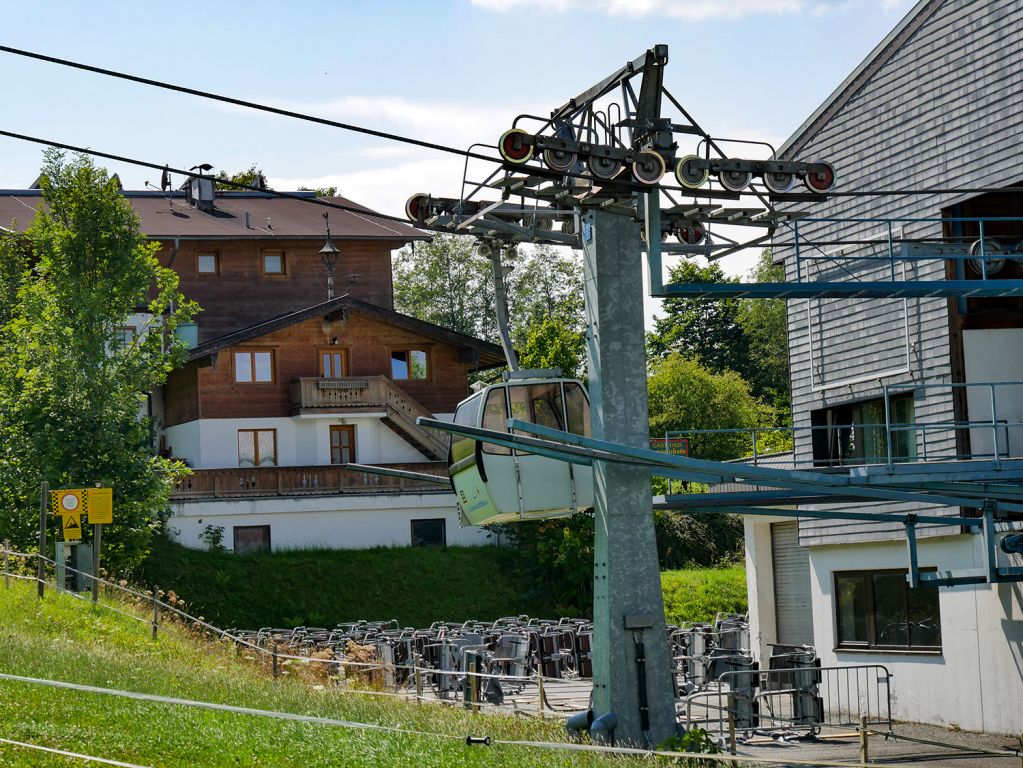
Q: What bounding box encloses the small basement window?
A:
[811,394,915,467]
[835,569,941,651]
[411,518,446,547]
[391,349,429,380]
[233,525,271,555]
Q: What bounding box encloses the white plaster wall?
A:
[963,328,1023,459]
[743,517,780,664]
[168,492,493,550]
[807,536,1023,735]
[164,416,431,469]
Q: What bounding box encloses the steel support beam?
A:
[656,280,1023,299]
[582,209,677,747]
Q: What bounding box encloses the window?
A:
[237,429,277,467]
[834,569,941,651]
[391,349,429,380]
[112,326,136,351]
[320,349,349,378]
[330,425,356,465]
[411,518,446,547]
[479,381,591,456]
[234,350,274,383]
[481,386,511,455]
[262,250,286,276]
[197,252,219,275]
[233,525,271,555]
[811,394,916,467]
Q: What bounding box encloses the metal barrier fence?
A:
[683,664,892,739]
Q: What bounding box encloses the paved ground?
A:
[733,722,1022,767]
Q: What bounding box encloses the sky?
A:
[0,0,916,321]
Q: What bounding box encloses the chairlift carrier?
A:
[449,372,594,525]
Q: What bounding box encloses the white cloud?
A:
[471,0,902,19]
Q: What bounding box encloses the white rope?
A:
[0,736,154,767]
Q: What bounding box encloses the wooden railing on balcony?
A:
[171,462,450,500]
[290,376,448,460]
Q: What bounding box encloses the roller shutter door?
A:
[771,521,814,646]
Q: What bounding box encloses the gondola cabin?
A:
[449,376,593,525]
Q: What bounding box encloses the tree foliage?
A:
[213,164,263,191]
[0,151,197,571]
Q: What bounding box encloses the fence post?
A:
[3,539,9,590]
[537,671,545,719]
[859,713,869,763]
[151,585,159,640]
[37,481,49,600]
[727,692,737,755]
[468,657,479,713]
[91,523,102,604]
[272,648,280,679]
[414,654,423,705]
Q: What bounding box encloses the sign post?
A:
[37,481,48,599]
[86,486,112,603]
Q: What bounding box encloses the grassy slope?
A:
[660,567,748,626]
[0,579,635,768]
[138,539,747,630]
[138,538,557,629]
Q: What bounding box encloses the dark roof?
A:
[779,0,943,159]
[187,295,506,368]
[0,190,428,242]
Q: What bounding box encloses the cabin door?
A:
[329,425,357,464]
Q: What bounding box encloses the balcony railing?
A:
[171,462,450,500]
[289,376,448,460]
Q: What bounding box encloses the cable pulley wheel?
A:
[676,224,705,245]
[718,166,753,192]
[763,171,796,194]
[405,193,429,222]
[587,155,622,180]
[543,148,577,173]
[499,128,533,164]
[968,238,1006,275]
[675,154,709,189]
[804,161,836,192]
[631,150,666,186]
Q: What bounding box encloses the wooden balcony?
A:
[171,462,450,500]
[290,376,449,460]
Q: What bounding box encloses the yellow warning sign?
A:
[86,488,113,525]
[62,512,82,541]
[51,489,85,517]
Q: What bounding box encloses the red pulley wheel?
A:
[804,161,836,192]
[405,193,429,222]
[499,128,534,164]
[677,224,705,244]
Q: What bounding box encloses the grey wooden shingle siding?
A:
[774,0,1023,546]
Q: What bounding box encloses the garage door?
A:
[771,521,814,646]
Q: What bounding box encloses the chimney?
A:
[190,176,215,213]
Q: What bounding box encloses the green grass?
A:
[138,538,556,629]
[660,567,748,626]
[0,578,639,767]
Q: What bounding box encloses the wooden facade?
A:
[159,238,398,342]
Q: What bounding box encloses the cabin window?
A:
[563,382,591,436]
[237,429,277,467]
[391,349,429,380]
[262,250,286,276]
[320,349,349,378]
[329,424,356,464]
[411,518,446,547]
[233,525,271,554]
[481,387,511,455]
[811,394,915,467]
[234,350,274,383]
[834,569,941,651]
[197,252,219,275]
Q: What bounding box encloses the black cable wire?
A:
[0,128,417,227]
[0,45,498,164]
[6,44,1023,201]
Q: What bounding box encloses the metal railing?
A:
[682,664,893,739]
[171,462,449,499]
